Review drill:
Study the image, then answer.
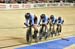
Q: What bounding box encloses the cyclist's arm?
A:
[24,19,29,27]
[52,19,55,24]
[31,16,34,26]
[43,16,48,24]
[43,19,47,24]
[62,20,64,24]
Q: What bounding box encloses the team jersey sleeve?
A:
[61,20,64,24]
[25,19,29,26]
[57,19,64,25]
[43,16,48,24]
[52,17,56,24]
[30,14,34,25]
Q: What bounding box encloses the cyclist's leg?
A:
[51,23,56,37]
[51,25,54,37]
[45,24,48,33]
[33,24,38,42]
[58,24,62,35]
[53,24,56,32]
[60,25,62,32]
[50,24,52,31]
[43,25,47,36]
[56,24,59,35]
[44,24,49,39]
[52,24,55,36]
[48,24,51,37]
[57,24,61,35]
[53,24,57,36]
[39,26,43,40]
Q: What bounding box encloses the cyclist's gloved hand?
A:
[24,23,29,27]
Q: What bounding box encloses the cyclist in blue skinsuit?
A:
[49,15,57,37]
[49,15,57,30]
[24,13,38,42]
[56,16,64,35]
[38,14,49,40]
[57,17,64,25]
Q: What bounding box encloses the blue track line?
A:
[16,37,75,49]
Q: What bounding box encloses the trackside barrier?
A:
[0,3,75,10]
[33,3,47,8]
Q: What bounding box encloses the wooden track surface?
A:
[0,7,75,49]
[64,44,75,49]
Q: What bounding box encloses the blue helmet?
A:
[25,13,30,19]
[50,15,54,19]
[40,14,45,19]
[58,16,61,20]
